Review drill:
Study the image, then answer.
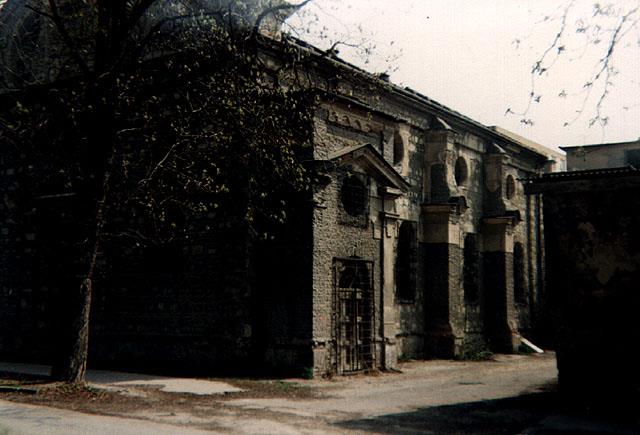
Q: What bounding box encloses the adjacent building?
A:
[561,139,640,171]
[525,166,640,406]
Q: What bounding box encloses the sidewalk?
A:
[0,361,242,395]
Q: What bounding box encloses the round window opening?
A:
[341,174,367,216]
[505,174,516,199]
[454,156,468,186]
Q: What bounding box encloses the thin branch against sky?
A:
[290,0,640,150]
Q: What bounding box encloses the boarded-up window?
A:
[514,242,526,304]
[396,221,418,302]
[393,131,404,166]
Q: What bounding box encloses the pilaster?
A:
[423,203,465,358]
[482,216,521,353]
[379,186,401,369]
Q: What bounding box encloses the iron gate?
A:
[333,257,375,374]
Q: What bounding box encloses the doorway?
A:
[333,257,375,374]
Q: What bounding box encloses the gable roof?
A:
[325,143,410,191]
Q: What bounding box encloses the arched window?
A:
[396,221,417,302]
[393,131,404,166]
[513,242,526,304]
[463,234,480,304]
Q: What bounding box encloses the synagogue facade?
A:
[0,0,564,376]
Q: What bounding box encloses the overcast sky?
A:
[289,0,640,151]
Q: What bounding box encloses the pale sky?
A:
[289,0,640,151]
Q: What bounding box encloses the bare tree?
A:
[509,1,639,130]
[0,0,319,384]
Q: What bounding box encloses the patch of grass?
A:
[300,366,315,380]
[518,343,535,355]
[461,350,495,361]
[223,378,319,399]
[274,381,304,391]
[397,354,414,363]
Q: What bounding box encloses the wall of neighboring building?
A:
[562,140,640,171]
[527,170,640,406]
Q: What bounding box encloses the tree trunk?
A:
[51,277,93,383]
[45,0,131,385]
[50,182,109,383]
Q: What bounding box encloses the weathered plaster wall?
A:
[312,100,429,369]
[310,168,382,374]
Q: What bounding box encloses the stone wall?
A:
[310,78,550,365]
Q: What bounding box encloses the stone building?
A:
[268,42,563,374]
[0,1,563,376]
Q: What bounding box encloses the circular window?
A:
[454,156,468,186]
[505,174,516,199]
[340,174,367,216]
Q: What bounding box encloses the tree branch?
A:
[252,0,313,36]
[31,0,92,76]
[126,0,160,30]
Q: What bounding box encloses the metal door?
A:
[333,258,374,374]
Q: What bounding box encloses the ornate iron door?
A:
[333,258,374,374]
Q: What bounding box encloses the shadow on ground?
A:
[334,390,639,434]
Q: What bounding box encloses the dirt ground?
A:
[1,353,638,434]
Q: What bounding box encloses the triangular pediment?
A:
[325,143,410,190]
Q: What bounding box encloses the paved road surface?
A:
[2,354,635,434]
[0,400,216,435]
